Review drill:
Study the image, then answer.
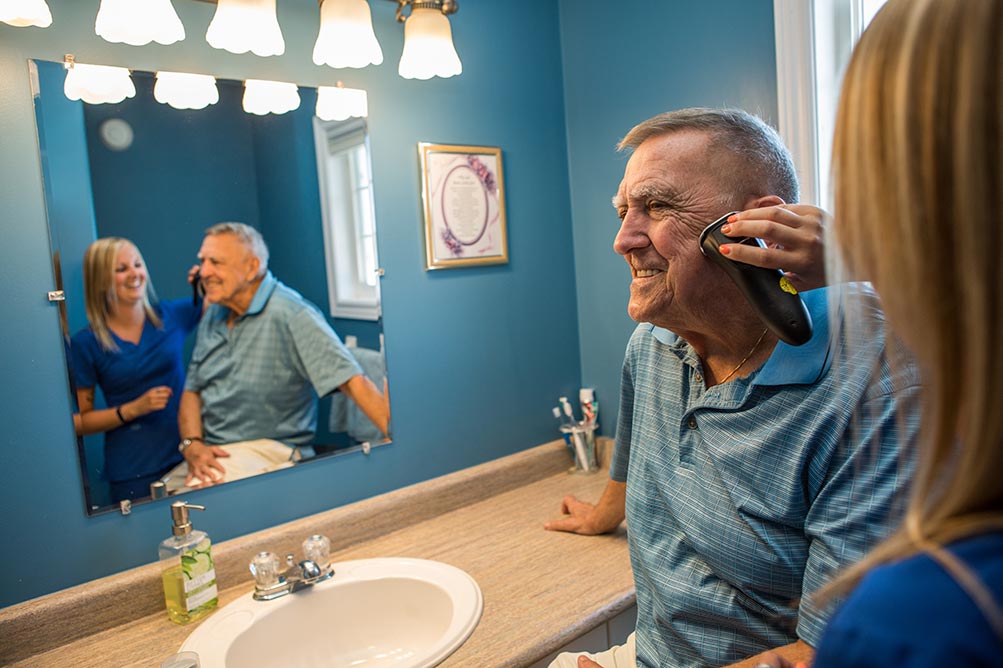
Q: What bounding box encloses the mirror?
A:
[30,59,391,515]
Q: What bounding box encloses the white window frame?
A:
[313,117,382,321]
[773,0,886,209]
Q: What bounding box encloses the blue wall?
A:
[0,0,777,608]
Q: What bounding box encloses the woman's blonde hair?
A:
[828,0,1003,631]
[82,237,162,351]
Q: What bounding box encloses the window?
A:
[773,0,888,208]
[313,117,381,321]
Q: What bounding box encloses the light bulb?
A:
[95,0,184,46]
[312,0,383,69]
[64,61,136,105]
[206,0,284,57]
[243,79,300,115]
[316,84,368,121]
[1,0,52,28]
[398,7,461,80]
[154,72,219,110]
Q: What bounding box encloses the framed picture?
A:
[418,142,508,270]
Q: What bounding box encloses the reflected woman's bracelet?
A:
[115,406,127,424]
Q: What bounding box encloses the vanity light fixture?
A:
[206,0,284,57]
[316,81,368,121]
[243,79,300,115]
[394,0,461,80]
[313,0,383,69]
[94,0,185,46]
[154,71,219,110]
[62,55,136,105]
[1,0,51,27]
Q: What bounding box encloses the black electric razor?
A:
[699,212,813,346]
[192,269,204,306]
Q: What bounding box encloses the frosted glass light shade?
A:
[1,0,52,27]
[243,79,300,115]
[206,0,284,57]
[64,62,135,105]
[398,7,461,80]
[95,0,184,46]
[312,0,383,69]
[154,72,219,110]
[316,85,368,121]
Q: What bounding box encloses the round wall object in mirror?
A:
[99,117,133,151]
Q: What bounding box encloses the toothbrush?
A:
[553,407,574,449]
[569,426,589,471]
[553,406,572,429]
[559,396,577,426]
[559,397,589,470]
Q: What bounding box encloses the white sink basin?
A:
[180,557,483,668]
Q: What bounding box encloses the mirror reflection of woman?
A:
[71,238,202,503]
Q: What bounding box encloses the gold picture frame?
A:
[418,142,508,270]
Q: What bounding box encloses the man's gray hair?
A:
[618,107,799,205]
[205,222,270,276]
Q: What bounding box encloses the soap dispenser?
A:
[159,501,218,624]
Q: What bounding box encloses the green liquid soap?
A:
[159,502,218,625]
[161,539,218,624]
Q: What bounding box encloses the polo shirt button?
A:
[695,372,703,382]
[687,416,698,429]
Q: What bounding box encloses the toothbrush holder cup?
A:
[560,422,599,474]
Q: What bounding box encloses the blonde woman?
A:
[760,1,1003,666]
[71,238,201,503]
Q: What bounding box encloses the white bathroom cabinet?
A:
[528,604,638,667]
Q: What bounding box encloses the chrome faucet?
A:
[250,535,335,601]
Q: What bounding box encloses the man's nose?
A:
[613,211,648,256]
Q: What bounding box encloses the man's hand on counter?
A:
[543,480,626,535]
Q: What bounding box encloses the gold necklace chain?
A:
[718,328,769,384]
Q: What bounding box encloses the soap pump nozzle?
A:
[170,501,206,538]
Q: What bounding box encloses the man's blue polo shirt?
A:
[611,286,920,667]
[185,272,362,446]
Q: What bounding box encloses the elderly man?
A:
[545,109,918,668]
[178,222,388,485]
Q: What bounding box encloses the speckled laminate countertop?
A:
[0,439,632,667]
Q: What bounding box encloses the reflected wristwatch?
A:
[179,436,204,453]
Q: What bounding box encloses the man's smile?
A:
[629,258,665,279]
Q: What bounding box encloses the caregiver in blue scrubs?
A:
[757,1,1003,666]
[71,237,201,502]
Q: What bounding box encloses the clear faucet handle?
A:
[249,551,281,587]
[302,534,331,567]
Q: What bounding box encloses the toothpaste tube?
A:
[580,388,598,427]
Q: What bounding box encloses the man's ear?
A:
[743,194,786,210]
[246,254,261,281]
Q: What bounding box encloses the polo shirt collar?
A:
[205,271,278,326]
[647,286,833,388]
[243,271,278,317]
[753,287,832,386]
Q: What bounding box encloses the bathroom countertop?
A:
[1,439,633,667]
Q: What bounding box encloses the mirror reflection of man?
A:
[178,222,389,486]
